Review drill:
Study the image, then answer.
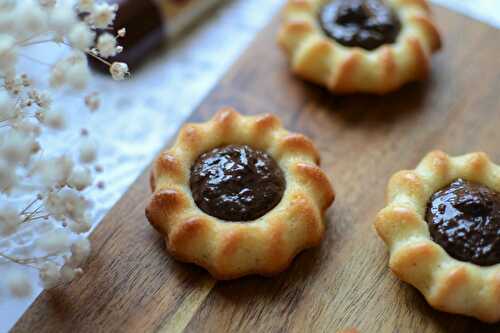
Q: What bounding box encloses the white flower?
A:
[40,107,66,130]
[44,187,88,223]
[96,33,117,58]
[51,52,90,90]
[109,62,128,80]
[0,202,21,236]
[117,28,126,38]
[58,188,89,222]
[68,237,90,267]
[68,22,95,51]
[84,93,99,111]
[89,3,117,29]
[67,166,92,191]
[0,34,17,74]
[70,218,92,234]
[0,128,37,165]
[66,56,90,90]
[60,264,82,283]
[65,51,90,90]
[0,159,17,192]
[15,0,47,36]
[77,0,95,13]
[0,90,14,120]
[5,269,32,297]
[32,155,74,188]
[39,261,61,289]
[0,13,14,39]
[49,2,77,38]
[49,60,67,88]
[14,119,41,138]
[36,91,52,109]
[37,229,71,253]
[78,138,97,164]
[67,217,91,234]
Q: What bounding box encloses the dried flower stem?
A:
[20,197,40,215]
[83,48,112,67]
[18,38,56,47]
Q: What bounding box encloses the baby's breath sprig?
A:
[0,0,128,298]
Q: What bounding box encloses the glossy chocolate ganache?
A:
[190,145,286,222]
[319,0,401,50]
[426,179,500,266]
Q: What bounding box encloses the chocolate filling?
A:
[319,0,401,50]
[190,145,286,222]
[426,179,500,266]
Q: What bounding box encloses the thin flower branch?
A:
[20,197,41,215]
[18,38,56,47]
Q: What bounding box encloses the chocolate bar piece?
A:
[89,0,224,72]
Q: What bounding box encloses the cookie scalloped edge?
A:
[375,150,500,322]
[278,0,441,94]
[146,108,335,280]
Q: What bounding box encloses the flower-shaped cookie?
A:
[146,108,334,280]
[375,151,500,322]
[278,0,441,94]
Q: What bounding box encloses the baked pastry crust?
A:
[375,151,500,322]
[278,0,441,94]
[146,108,335,280]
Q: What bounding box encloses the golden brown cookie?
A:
[278,0,441,94]
[375,151,500,322]
[146,108,334,280]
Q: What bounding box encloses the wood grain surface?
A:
[13,6,500,333]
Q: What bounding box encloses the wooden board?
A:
[13,6,500,333]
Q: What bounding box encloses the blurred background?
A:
[1,0,499,331]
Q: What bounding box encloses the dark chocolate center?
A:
[190,145,286,222]
[319,0,401,50]
[426,179,500,266]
